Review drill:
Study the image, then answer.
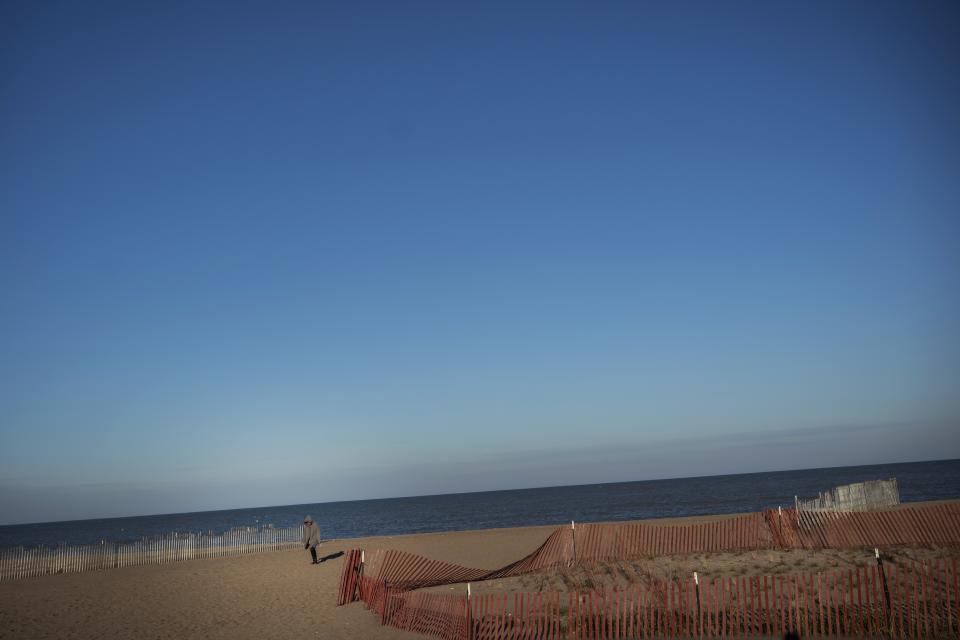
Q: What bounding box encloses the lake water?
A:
[1,458,958,550]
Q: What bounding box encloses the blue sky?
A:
[1,1,958,525]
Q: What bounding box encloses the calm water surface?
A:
[2,459,958,549]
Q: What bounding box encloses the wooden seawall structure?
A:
[796,478,901,512]
[0,525,304,582]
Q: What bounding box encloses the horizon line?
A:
[3,455,956,529]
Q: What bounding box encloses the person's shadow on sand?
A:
[317,551,344,563]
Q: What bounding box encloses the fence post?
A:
[873,548,893,638]
[357,550,365,604]
[777,506,784,546]
[571,521,577,567]
[466,583,472,640]
[694,571,702,639]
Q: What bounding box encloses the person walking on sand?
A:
[303,515,321,564]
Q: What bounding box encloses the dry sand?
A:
[1,503,956,640]
[0,523,560,640]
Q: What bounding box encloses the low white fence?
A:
[795,477,900,512]
[0,524,304,582]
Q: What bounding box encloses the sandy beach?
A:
[2,504,957,640]
[0,521,564,640]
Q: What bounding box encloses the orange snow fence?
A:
[338,502,960,639]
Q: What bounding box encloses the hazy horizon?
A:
[2,454,958,529]
[2,423,956,526]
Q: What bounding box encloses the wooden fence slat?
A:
[949,556,957,637]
